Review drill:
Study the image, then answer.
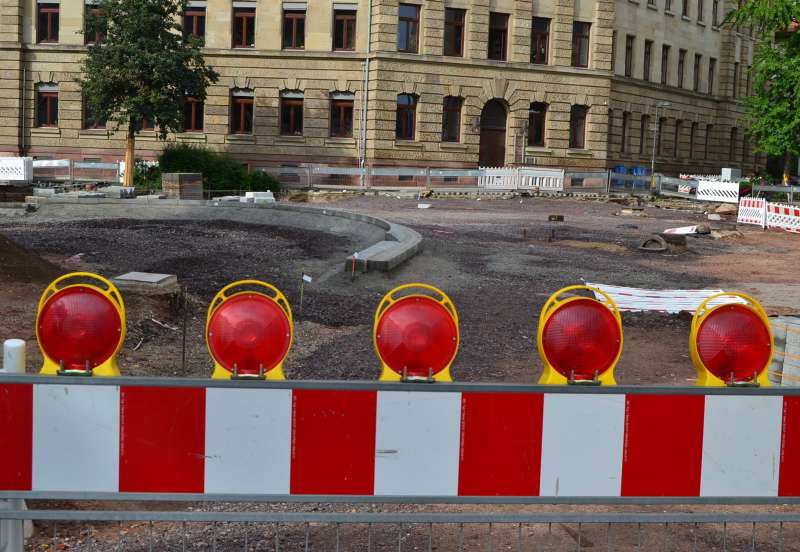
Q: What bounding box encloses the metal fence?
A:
[32,159,122,186]
[4,509,800,551]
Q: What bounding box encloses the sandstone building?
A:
[0,0,760,174]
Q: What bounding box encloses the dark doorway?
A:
[479,99,507,166]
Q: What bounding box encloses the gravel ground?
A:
[4,194,800,551]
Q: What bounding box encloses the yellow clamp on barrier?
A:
[206,280,293,380]
[537,285,623,386]
[374,283,459,382]
[690,291,773,387]
[37,272,126,377]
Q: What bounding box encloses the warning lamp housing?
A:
[36,272,126,377]
[537,285,623,385]
[206,280,293,380]
[690,292,773,387]
[373,283,459,382]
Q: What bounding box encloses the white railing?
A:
[0,157,33,183]
[478,166,565,192]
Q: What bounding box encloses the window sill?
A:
[681,15,691,21]
[439,142,468,151]
[178,132,207,142]
[136,131,159,142]
[567,148,593,157]
[78,129,110,138]
[646,3,659,10]
[31,127,61,136]
[525,147,553,155]
[394,140,424,149]
[627,0,640,4]
[711,24,720,31]
[225,133,255,143]
[665,9,675,15]
[697,20,706,27]
[275,135,306,145]
[325,137,356,146]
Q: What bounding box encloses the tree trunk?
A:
[124,123,135,187]
[784,152,792,185]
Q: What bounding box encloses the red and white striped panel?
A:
[737,198,766,228]
[3,383,800,499]
[767,203,800,234]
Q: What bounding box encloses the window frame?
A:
[37,2,60,44]
[183,7,206,41]
[282,9,306,50]
[697,0,705,21]
[693,53,702,92]
[397,4,420,54]
[333,9,356,51]
[183,96,204,132]
[230,92,254,134]
[329,98,354,138]
[643,39,653,82]
[708,57,716,95]
[621,111,631,153]
[639,114,649,155]
[441,96,462,143]
[443,8,465,57]
[36,90,58,128]
[568,105,588,149]
[395,93,417,140]
[677,49,687,88]
[82,94,106,130]
[84,5,105,45]
[673,119,682,158]
[625,35,635,77]
[661,44,670,85]
[531,17,550,65]
[487,12,509,61]
[704,124,713,160]
[280,96,304,136]
[729,127,738,161]
[528,102,548,148]
[232,6,256,48]
[571,22,591,68]
[732,61,740,98]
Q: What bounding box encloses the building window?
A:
[657,117,666,156]
[708,57,716,95]
[571,22,591,68]
[531,18,550,64]
[330,95,354,138]
[648,0,656,6]
[621,111,631,153]
[742,135,750,162]
[689,122,697,159]
[611,30,617,70]
[232,7,255,48]
[37,3,59,43]
[732,62,740,98]
[528,102,547,147]
[444,8,465,57]
[639,114,649,155]
[704,124,713,159]
[643,40,653,82]
[661,45,670,85]
[333,10,356,51]
[280,93,304,136]
[712,0,719,25]
[488,12,509,61]
[282,9,305,49]
[82,95,106,129]
[666,0,673,11]
[673,119,682,157]
[746,66,751,95]
[183,96,204,132]
[441,96,462,142]
[84,5,105,45]
[183,6,206,41]
[137,114,155,131]
[625,35,635,77]
[697,0,704,21]
[729,127,738,161]
[693,54,702,92]
[230,89,254,134]
[678,49,687,88]
[36,86,58,127]
[569,105,588,149]
[682,0,689,16]
[396,93,417,140]
[397,4,420,53]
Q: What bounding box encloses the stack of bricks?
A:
[161,173,203,200]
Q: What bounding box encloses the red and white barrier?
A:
[3,383,800,499]
[766,202,800,234]
[737,198,767,228]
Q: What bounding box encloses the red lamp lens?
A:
[207,294,291,375]
[375,296,458,378]
[38,287,122,371]
[696,304,771,382]
[541,298,621,380]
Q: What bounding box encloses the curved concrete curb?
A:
[24,197,423,273]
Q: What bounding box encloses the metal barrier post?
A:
[0,500,24,552]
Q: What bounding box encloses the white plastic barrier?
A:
[767,202,800,234]
[479,167,565,192]
[697,180,740,203]
[0,158,33,183]
[737,197,767,228]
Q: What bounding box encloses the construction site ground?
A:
[2,194,800,551]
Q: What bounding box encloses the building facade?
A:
[0,0,760,174]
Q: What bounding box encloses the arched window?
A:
[528,102,548,147]
[441,96,462,142]
[569,105,588,149]
[396,93,418,140]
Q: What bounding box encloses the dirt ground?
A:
[3,195,800,551]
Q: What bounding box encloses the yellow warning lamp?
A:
[36,272,126,377]
[690,292,773,387]
[537,285,623,385]
[206,280,293,380]
[373,283,459,382]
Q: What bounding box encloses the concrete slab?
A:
[112,272,178,295]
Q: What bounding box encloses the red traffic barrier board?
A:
[2,379,800,502]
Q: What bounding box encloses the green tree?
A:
[724,0,799,33]
[79,0,218,186]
